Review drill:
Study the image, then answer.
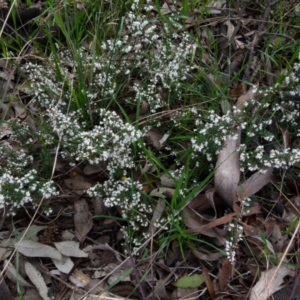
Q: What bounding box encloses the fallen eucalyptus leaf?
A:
[15,240,62,261]
[4,260,33,287]
[250,265,294,300]
[54,241,88,258]
[52,255,74,274]
[214,129,240,209]
[24,262,51,300]
[74,198,93,242]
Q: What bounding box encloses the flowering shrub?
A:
[190,69,300,174]
[88,177,152,251]
[0,145,57,213]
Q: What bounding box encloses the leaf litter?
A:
[0,0,300,299]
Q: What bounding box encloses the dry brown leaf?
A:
[199,212,237,231]
[140,100,148,115]
[74,198,93,242]
[107,264,131,285]
[202,265,215,299]
[83,163,104,175]
[230,83,246,97]
[218,258,233,292]
[250,265,294,300]
[238,167,273,199]
[146,128,166,149]
[92,196,106,216]
[64,179,92,195]
[183,205,227,246]
[83,244,122,263]
[191,248,224,261]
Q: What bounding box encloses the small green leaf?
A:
[173,274,204,289]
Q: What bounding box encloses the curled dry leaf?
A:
[250,265,294,300]
[24,262,51,300]
[54,241,89,257]
[15,240,62,261]
[74,198,93,243]
[182,205,227,246]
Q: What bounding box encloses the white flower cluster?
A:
[100,3,195,113]
[88,177,152,252]
[225,221,243,264]
[0,169,57,212]
[0,146,33,172]
[191,110,237,161]
[190,63,300,172]
[23,61,71,108]
[23,1,195,114]
[46,107,143,173]
[280,51,300,98]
